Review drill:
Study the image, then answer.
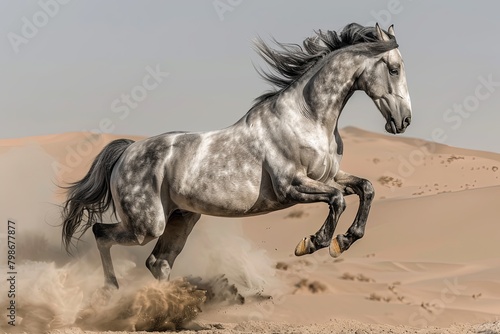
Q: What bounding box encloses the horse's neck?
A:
[298,52,361,134]
[241,51,362,138]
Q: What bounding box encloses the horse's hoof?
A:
[329,238,342,258]
[295,236,315,256]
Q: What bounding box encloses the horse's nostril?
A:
[403,116,411,127]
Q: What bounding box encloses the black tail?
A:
[61,138,134,253]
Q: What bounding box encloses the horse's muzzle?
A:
[386,116,410,134]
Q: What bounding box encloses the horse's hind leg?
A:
[146,210,201,281]
[92,210,166,288]
[92,222,141,289]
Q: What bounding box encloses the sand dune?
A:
[0,128,499,334]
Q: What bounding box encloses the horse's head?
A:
[356,24,412,134]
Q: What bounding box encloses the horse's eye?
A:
[389,68,399,76]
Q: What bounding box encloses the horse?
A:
[62,23,412,289]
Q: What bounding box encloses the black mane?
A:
[253,23,398,105]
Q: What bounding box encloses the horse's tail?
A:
[61,138,134,253]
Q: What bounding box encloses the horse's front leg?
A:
[282,176,346,256]
[328,170,375,257]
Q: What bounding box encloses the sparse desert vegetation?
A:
[377,176,403,188]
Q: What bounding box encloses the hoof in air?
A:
[329,238,342,258]
[295,236,315,256]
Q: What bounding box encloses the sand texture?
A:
[1,128,499,334]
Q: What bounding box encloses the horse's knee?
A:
[360,179,375,201]
[330,193,346,213]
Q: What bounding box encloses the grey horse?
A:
[62,23,411,289]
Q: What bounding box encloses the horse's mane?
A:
[253,23,398,106]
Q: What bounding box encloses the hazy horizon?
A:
[2,1,499,153]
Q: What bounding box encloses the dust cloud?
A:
[0,259,206,332]
[0,143,277,332]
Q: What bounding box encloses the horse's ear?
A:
[375,23,390,41]
[388,24,395,37]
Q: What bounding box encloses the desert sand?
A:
[1,127,499,334]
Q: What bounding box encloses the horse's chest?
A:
[307,155,340,181]
[302,145,342,182]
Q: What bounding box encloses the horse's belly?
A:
[182,196,289,217]
[164,129,287,216]
[172,181,283,217]
[169,163,284,217]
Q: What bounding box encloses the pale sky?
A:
[1,1,499,153]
